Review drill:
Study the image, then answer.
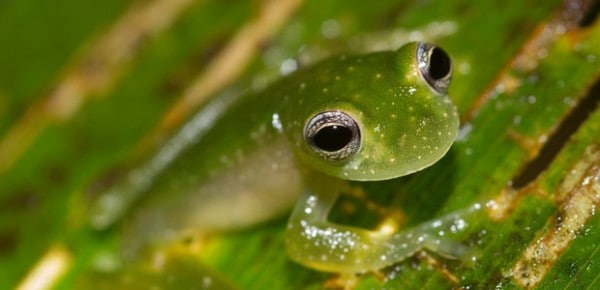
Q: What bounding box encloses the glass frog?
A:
[89,42,476,274]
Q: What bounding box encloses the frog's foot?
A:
[409,204,483,266]
[285,190,483,274]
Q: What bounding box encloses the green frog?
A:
[89,42,476,274]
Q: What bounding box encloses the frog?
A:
[88,41,477,274]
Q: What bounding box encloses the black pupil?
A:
[428,47,451,80]
[312,125,352,152]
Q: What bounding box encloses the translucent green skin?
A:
[90,42,464,272]
[281,44,458,180]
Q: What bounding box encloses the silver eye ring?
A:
[304,110,361,162]
[416,43,452,95]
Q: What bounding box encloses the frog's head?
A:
[285,42,458,181]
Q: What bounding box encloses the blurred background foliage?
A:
[1,0,599,289]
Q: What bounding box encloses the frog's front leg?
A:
[285,183,482,274]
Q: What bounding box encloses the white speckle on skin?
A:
[280,58,298,75]
[451,219,468,233]
[485,199,499,211]
[271,113,283,133]
[513,115,522,125]
[586,54,597,63]
[458,62,471,74]
[202,276,213,289]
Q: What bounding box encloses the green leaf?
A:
[1,0,599,289]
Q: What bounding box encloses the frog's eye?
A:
[304,111,361,162]
[417,43,452,95]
